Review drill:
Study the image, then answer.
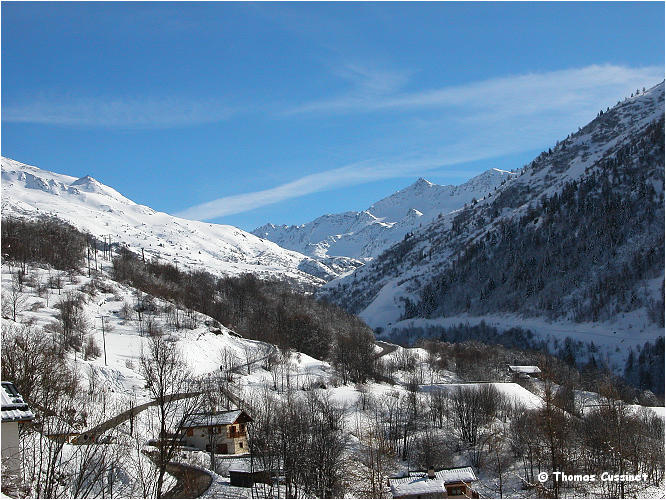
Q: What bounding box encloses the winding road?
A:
[374,340,399,359]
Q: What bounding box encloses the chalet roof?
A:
[182,409,252,428]
[389,467,477,497]
[508,365,541,374]
[1,381,35,423]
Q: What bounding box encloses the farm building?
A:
[1,381,35,477]
[181,409,252,454]
[389,466,478,499]
[508,365,541,379]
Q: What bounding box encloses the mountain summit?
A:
[1,157,354,286]
[253,168,516,261]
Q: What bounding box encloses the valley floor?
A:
[1,259,664,499]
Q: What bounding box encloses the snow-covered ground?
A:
[385,311,664,375]
[1,157,348,286]
[2,247,663,497]
[420,382,545,410]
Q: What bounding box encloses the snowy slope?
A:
[1,157,349,286]
[321,81,665,371]
[420,382,545,410]
[0,259,348,457]
[253,169,516,261]
[3,256,663,498]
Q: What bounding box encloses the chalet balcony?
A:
[228,430,246,439]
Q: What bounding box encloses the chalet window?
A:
[186,429,193,437]
[239,442,243,448]
[447,486,464,496]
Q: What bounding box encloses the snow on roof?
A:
[228,459,254,473]
[389,467,477,497]
[182,410,250,428]
[390,478,445,497]
[1,381,35,423]
[508,365,541,374]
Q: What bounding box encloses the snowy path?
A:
[75,391,202,443]
[230,344,278,375]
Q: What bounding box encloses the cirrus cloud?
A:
[176,64,663,220]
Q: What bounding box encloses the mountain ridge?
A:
[1,157,358,287]
[253,168,517,261]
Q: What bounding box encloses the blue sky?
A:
[2,2,664,230]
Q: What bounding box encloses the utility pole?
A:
[87,240,91,277]
[99,315,109,366]
[108,463,114,498]
[129,402,134,436]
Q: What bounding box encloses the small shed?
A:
[2,381,35,476]
[228,459,271,488]
[389,467,478,499]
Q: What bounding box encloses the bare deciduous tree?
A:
[4,274,28,322]
[140,335,201,498]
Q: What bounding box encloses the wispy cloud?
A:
[6,64,658,131]
[286,64,663,116]
[176,140,526,221]
[178,64,663,221]
[1,95,239,129]
[329,62,411,95]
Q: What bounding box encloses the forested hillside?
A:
[403,117,664,323]
[110,246,378,383]
[321,83,665,380]
[2,217,379,385]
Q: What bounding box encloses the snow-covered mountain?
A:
[321,81,665,372]
[0,157,354,286]
[253,168,517,261]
